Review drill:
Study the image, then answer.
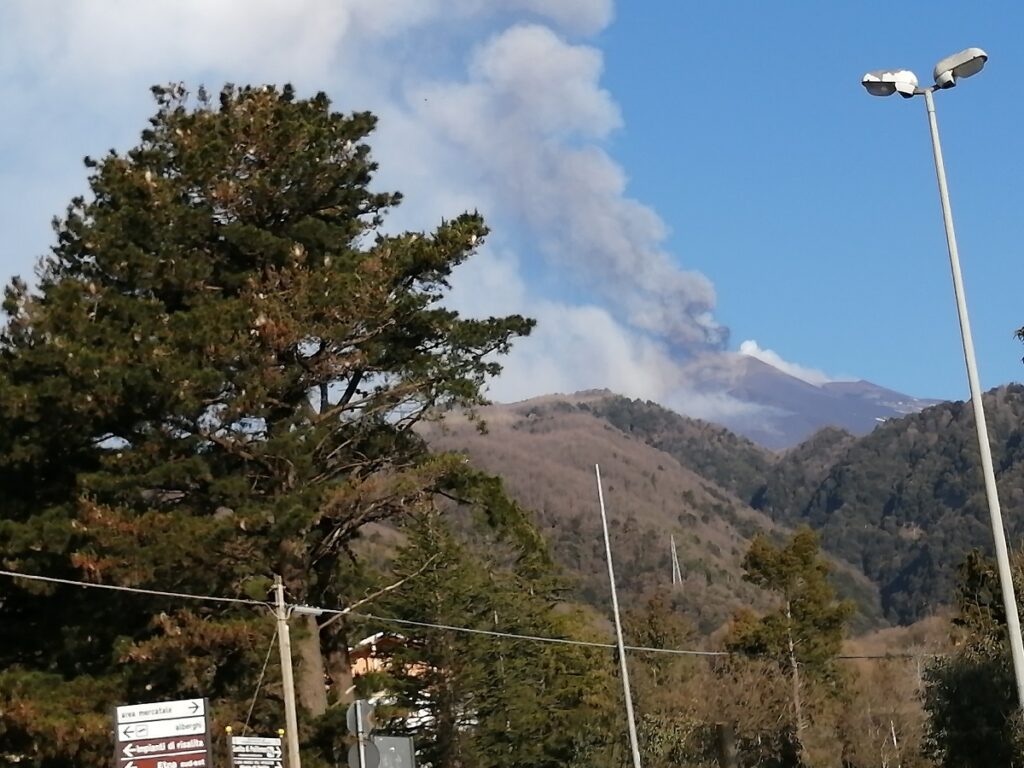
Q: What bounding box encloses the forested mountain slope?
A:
[765,384,1024,623]
[586,392,774,501]
[580,388,1024,624]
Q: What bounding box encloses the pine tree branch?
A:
[337,369,364,409]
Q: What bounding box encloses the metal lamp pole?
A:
[921,87,1024,707]
[862,49,1024,709]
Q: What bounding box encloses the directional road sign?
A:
[113,698,211,768]
[230,734,284,768]
[117,717,207,741]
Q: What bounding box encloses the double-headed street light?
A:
[861,48,1024,710]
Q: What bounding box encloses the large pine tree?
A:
[0,83,534,766]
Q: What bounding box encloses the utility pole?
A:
[275,575,302,768]
[595,465,643,768]
[785,598,805,760]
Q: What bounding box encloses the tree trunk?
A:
[294,613,329,716]
[324,622,356,707]
[785,599,805,760]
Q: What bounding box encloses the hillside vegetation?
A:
[433,385,1024,627]
[774,384,1024,623]
[422,394,778,633]
[424,393,885,631]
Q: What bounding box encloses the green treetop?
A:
[728,528,853,674]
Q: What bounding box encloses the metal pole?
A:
[922,87,1024,708]
[594,464,643,768]
[356,700,366,768]
[275,575,303,768]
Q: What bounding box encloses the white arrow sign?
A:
[118,716,206,742]
[117,698,204,724]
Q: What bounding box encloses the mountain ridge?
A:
[431,383,1024,628]
[525,352,941,449]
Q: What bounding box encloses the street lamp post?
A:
[862,48,1024,710]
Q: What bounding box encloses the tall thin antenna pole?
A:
[595,464,643,768]
[670,534,682,586]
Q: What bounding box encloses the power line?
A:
[0,568,944,661]
[341,610,940,661]
[342,610,727,657]
[243,626,278,735]
[0,568,270,608]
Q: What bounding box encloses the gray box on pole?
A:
[346,701,375,736]
[348,742,380,768]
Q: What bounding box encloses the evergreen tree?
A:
[369,512,622,768]
[724,527,854,766]
[924,550,1023,767]
[622,590,708,766]
[728,529,853,674]
[0,83,533,766]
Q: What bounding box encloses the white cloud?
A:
[738,340,833,386]
[2,1,350,86]
[0,0,744,427]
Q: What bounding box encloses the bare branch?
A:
[318,553,441,630]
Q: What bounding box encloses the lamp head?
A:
[933,47,988,89]
[862,69,919,98]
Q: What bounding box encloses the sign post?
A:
[114,698,212,768]
[230,734,285,768]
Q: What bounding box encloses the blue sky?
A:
[0,1,1021,412]
[598,2,1024,399]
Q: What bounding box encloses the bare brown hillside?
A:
[425,396,779,633]
[424,392,888,633]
